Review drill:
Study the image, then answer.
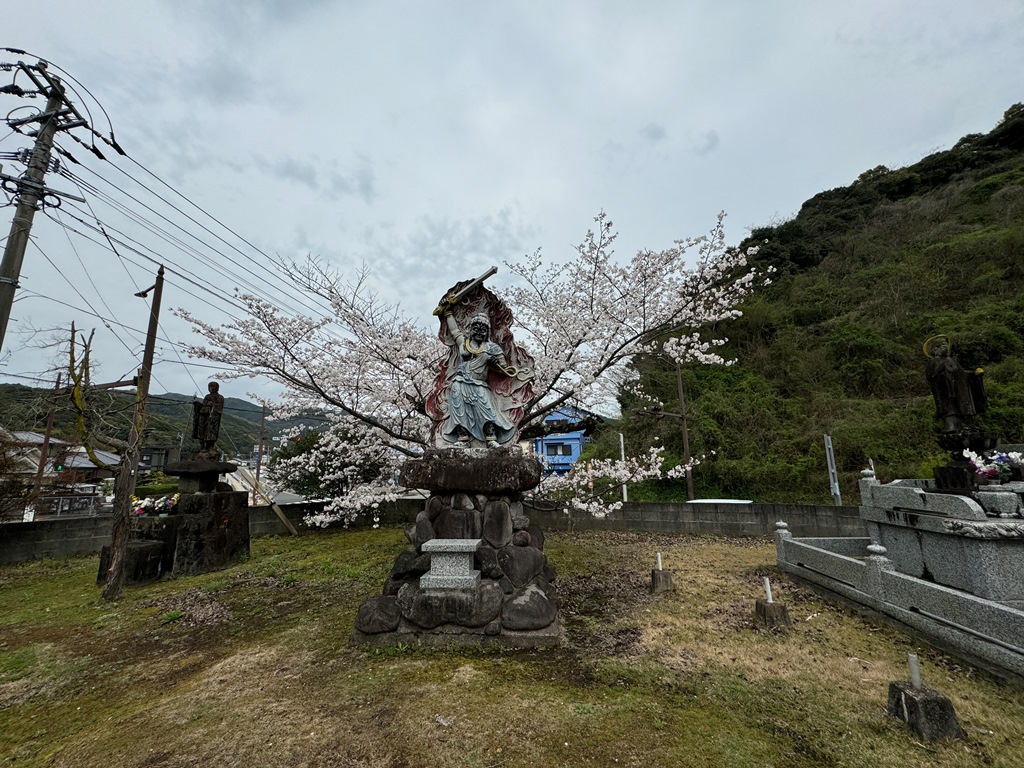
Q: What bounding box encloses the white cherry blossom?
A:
[179,213,766,523]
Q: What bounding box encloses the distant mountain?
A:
[0,384,310,458]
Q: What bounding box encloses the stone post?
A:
[858,467,879,506]
[774,520,791,568]
[863,543,894,608]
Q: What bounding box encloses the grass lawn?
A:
[1,527,1022,767]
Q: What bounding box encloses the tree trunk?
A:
[101,451,137,601]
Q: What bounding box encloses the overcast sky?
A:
[0,0,1021,405]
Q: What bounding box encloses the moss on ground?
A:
[1,527,1022,767]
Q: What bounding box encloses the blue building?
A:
[532,406,601,476]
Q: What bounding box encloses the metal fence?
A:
[38,493,101,517]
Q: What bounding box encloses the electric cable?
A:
[59,173,142,292]
[40,209,252,317]
[31,237,141,358]
[66,160,345,326]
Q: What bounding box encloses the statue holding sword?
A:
[426,267,535,448]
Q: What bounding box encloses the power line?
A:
[31,237,140,358]
[57,165,286,302]
[59,173,141,293]
[1,52,357,408]
[0,371,55,385]
[40,209,252,317]
[52,208,135,348]
[64,160,343,325]
[52,204,252,316]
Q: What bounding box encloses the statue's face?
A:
[209,382,219,393]
[470,322,488,342]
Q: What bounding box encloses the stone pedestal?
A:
[399,447,542,494]
[887,681,965,742]
[861,501,1024,603]
[754,598,792,629]
[164,458,238,493]
[650,569,674,593]
[96,540,166,585]
[353,448,559,648]
[859,475,1024,604]
[171,490,250,576]
[97,490,249,586]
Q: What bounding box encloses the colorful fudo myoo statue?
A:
[426,267,534,448]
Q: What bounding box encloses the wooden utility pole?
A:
[255,404,266,485]
[675,362,695,501]
[0,74,64,350]
[32,373,61,499]
[102,266,164,601]
[0,61,86,353]
[639,362,696,500]
[128,266,164,498]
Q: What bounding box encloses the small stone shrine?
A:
[352,268,560,647]
[98,382,250,584]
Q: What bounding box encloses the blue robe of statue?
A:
[442,340,516,444]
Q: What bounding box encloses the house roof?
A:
[542,405,601,422]
[60,449,120,470]
[10,431,69,447]
[526,405,604,438]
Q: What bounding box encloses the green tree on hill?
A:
[602,104,1024,504]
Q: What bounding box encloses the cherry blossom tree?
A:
[179,212,767,522]
[527,443,695,521]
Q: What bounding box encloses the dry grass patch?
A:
[1,527,1023,767]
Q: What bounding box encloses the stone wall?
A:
[1,499,862,565]
[525,501,867,538]
[0,514,115,565]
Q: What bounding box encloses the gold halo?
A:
[922,334,950,358]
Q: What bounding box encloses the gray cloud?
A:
[259,156,319,190]
[641,122,668,143]
[246,153,377,204]
[328,155,377,205]
[694,129,719,155]
[177,56,261,107]
[360,207,536,311]
[172,0,337,36]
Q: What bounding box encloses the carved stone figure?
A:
[191,382,225,453]
[426,270,534,448]
[924,336,980,431]
[352,270,559,648]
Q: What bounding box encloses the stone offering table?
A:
[420,539,482,589]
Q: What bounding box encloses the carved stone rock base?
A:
[353,458,559,648]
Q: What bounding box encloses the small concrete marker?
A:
[887,653,966,742]
[650,551,674,593]
[754,575,791,629]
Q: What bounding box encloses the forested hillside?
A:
[600,104,1024,503]
[0,385,266,458]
